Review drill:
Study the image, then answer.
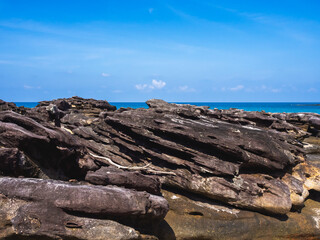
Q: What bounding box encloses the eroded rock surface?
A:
[0,97,320,239]
[156,189,320,240]
[85,166,161,195]
[38,96,116,117]
[92,99,309,214]
[0,177,168,218]
[0,192,141,240]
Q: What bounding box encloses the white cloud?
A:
[152,79,166,89]
[271,88,281,93]
[113,90,123,93]
[220,85,246,92]
[179,85,196,92]
[24,85,41,89]
[221,85,284,93]
[309,88,317,92]
[308,88,317,93]
[148,8,154,14]
[135,79,166,91]
[179,86,188,91]
[230,85,244,91]
[262,85,281,93]
[135,84,148,90]
[101,73,110,77]
[0,60,15,65]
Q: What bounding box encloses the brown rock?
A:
[156,189,320,240]
[85,166,161,195]
[0,193,141,240]
[0,177,168,219]
[1,97,320,237]
[0,147,41,178]
[0,111,86,179]
[92,100,305,214]
[38,96,116,117]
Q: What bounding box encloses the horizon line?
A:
[12,101,320,103]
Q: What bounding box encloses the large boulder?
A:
[0,177,169,239]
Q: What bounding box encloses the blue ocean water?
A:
[15,102,40,108]
[14,102,320,114]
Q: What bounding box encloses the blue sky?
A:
[0,0,319,102]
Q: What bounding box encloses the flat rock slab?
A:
[157,190,320,240]
[0,194,141,240]
[85,166,161,195]
[0,177,169,239]
[0,177,168,219]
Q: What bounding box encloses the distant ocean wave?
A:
[14,102,320,114]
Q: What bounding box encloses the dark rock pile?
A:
[0,97,320,239]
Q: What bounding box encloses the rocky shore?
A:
[0,97,320,239]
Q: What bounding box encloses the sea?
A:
[14,102,320,114]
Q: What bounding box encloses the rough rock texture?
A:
[93,99,308,214]
[0,193,141,240]
[85,166,161,195]
[0,110,85,179]
[38,96,116,117]
[0,97,320,239]
[0,100,18,112]
[0,177,168,219]
[0,147,40,177]
[0,177,168,240]
[156,189,320,240]
[206,106,320,139]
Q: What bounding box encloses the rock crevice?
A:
[0,97,320,239]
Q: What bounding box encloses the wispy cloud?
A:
[0,60,15,65]
[245,85,282,93]
[220,84,282,93]
[179,85,196,92]
[214,5,317,43]
[0,20,68,36]
[101,73,110,77]
[0,29,137,69]
[308,88,318,93]
[135,84,149,90]
[0,19,140,52]
[148,8,154,14]
[166,5,241,33]
[24,85,41,90]
[262,85,281,93]
[135,79,166,91]
[113,90,123,93]
[270,88,281,93]
[230,85,244,91]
